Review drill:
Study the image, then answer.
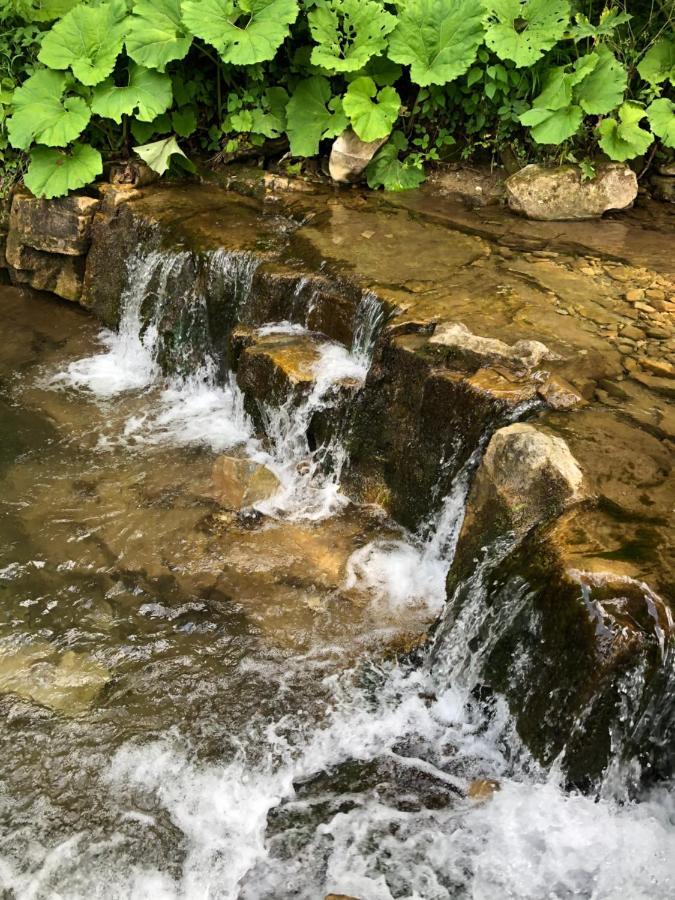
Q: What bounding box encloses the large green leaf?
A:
[7,69,90,150]
[181,0,299,65]
[286,76,348,156]
[366,131,425,191]
[519,104,582,143]
[126,0,192,71]
[532,66,573,111]
[13,0,80,23]
[388,0,485,87]
[91,65,173,124]
[574,47,626,116]
[308,0,396,74]
[637,38,675,87]
[38,0,128,86]
[598,102,653,161]
[484,0,570,68]
[343,76,400,142]
[24,142,102,199]
[135,135,188,174]
[647,98,675,149]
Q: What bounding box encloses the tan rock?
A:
[0,643,109,715]
[429,322,554,370]
[6,231,84,302]
[211,455,280,509]
[640,357,675,379]
[329,129,387,184]
[624,288,645,303]
[9,189,99,255]
[505,163,637,221]
[537,374,585,409]
[467,778,500,801]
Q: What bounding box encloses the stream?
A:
[0,244,673,899]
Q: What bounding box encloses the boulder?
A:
[429,322,553,371]
[6,231,85,301]
[211,455,280,509]
[0,643,110,715]
[9,189,99,255]
[505,163,637,220]
[329,129,387,184]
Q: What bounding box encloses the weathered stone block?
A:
[10,189,100,255]
[505,163,637,220]
[6,230,85,301]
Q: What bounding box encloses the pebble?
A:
[641,358,675,379]
[621,325,646,341]
[647,327,669,339]
[645,288,666,302]
[625,289,644,303]
[634,302,656,315]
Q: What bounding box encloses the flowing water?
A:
[0,248,673,899]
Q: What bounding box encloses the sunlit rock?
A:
[5,231,85,302]
[329,129,387,184]
[9,189,99,255]
[506,163,637,220]
[0,643,109,715]
[429,322,553,370]
[211,455,281,509]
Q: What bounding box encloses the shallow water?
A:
[0,277,673,900]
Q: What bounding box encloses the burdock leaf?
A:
[24,143,102,199]
[38,0,128,86]
[126,0,193,71]
[181,0,299,65]
[388,0,485,87]
[135,135,188,174]
[484,0,570,68]
[646,97,675,149]
[308,0,397,74]
[637,38,675,87]
[366,131,426,191]
[598,102,653,161]
[575,47,626,115]
[519,104,582,143]
[286,75,348,156]
[343,76,400,142]
[7,69,90,150]
[91,65,173,124]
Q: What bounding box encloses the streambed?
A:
[0,185,674,898]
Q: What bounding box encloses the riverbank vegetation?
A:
[0,0,673,198]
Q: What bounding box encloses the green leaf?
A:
[343,76,400,142]
[172,106,198,137]
[7,69,90,150]
[135,135,188,174]
[520,103,582,143]
[24,142,102,199]
[131,112,172,143]
[38,0,128,87]
[308,0,396,74]
[598,102,653,162]
[574,47,626,116]
[363,55,403,87]
[91,65,173,124]
[388,0,485,87]
[16,0,80,22]
[532,66,572,111]
[286,75,348,156]
[637,39,675,87]
[484,0,570,68]
[181,0,299,65]
[366,131,426,191]
[646,98,675,149]
[568,9,631,41]
[127,0,192,71]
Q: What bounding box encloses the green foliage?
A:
[286,75,347,156]
[38,0,128,86]
[388,0,485,87]
[366,130,425,190]
[483,0,570,68]
[1,0,673,199]
[24,142,102,197]
[343,76,400,142]
[308,0,396,74]
[598,101,653,162]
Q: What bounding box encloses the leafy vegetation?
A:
[0,0,673,198]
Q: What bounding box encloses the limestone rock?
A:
[459,423,584,553]
[429,322,553,371]
[651,175,675,203]
[211,455,280,509]
[0,643,109,715]
[505,163,637,221]
[537,374,585,409]
[6,231,85,301]
[329,129,387,184]
[9,189,99,255]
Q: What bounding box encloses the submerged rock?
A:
[329,129,387,184]
[211,455,280,509]
[0,643,109,715]
[429,322,553,370]
[505,163,637,220]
